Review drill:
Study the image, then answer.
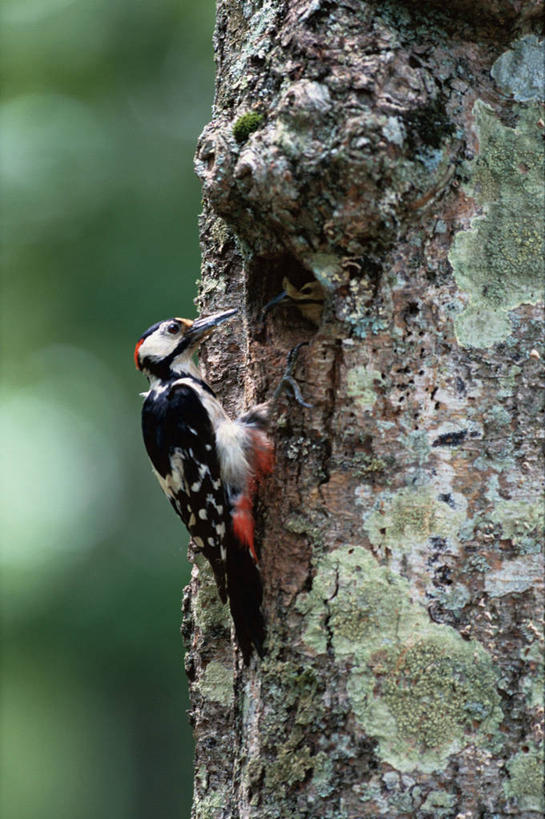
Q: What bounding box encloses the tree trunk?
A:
[184,2,544,816]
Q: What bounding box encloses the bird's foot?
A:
[272,342,312,408]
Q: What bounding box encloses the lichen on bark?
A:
[449,98,544,347]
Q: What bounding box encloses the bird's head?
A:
[134,308,238,381]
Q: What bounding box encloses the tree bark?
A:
[184,2,544,817]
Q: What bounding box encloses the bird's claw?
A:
[273,342,313,408]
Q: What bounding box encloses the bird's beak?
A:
[185,308,238,342]
[261,289,288,317]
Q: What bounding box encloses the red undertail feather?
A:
[232,430,274,563]
[251,429,275,480]
[232,494,257,561]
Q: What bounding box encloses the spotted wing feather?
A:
[141,382,228,602]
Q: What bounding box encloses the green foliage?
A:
[1,2,215,817]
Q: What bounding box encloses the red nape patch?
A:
[232,494,258,562]
[134,338,144,370]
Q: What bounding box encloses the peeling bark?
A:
[183,2,544,817]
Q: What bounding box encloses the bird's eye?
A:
[167,322,180,335]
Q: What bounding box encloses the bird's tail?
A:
[226,409,273,662]
[225,535,265,663]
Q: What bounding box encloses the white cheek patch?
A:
[138,329,179,362]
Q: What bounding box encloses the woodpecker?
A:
[134,308,273,662]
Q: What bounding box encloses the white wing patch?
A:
[156,451,191,496]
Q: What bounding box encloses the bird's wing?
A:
[142,381,228,602]
[142,380,266,661]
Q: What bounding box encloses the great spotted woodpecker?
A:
[134,309,273,662]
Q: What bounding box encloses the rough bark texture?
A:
[183,2,544,817]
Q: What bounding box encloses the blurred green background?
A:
[1,1,216,816]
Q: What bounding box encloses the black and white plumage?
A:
[134,309,272,662]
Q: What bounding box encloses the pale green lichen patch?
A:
[310,752,335,798]
[194,790,227,819]
[421,789,457,815]
[489,498,545,554]
[199,660,234,706]
[363,636,502,769]
[345,365,381,411]
[297,544,502,772]
[362,485,465,558]
[504,744,545,813]
[449,101,544,348]
[327,556,421,660]
[350,452,390,478]
[296,547,405,659]
[283,513,311,535]
[357,779,417,815]
[192,553,230,631]
[265,743,315,789]
[358,485,468,609]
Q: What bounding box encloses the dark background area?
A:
[1,1,215,816]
